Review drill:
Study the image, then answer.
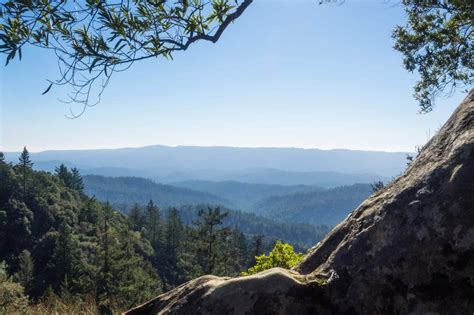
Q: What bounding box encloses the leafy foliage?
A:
[393,0,473,112]
[0,0,252,113]
[0,262,28,314]
[1,1,471,111]
[0,149,161,312]
[242,241,304,276]
[13,250,34,294]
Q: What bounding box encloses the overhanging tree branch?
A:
[0,0,254,116]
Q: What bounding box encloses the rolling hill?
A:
[172,180,321,210]
[255,184,373,226]
[83,175,230,208]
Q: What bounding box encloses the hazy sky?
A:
[0,1,467,153]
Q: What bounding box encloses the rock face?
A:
[125,91,474,315]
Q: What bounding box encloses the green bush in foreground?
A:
[242,241,304,276]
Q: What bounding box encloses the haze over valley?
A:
[5,144,405,231]
[4,144,406,184]
[2,0,469,312]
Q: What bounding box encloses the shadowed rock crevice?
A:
[126,90,474,314]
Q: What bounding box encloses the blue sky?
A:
[0,1,466,153]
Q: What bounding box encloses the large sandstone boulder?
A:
[126,91,474,314]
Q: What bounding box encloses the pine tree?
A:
[96,203,114,314]
[0,152,5,163]
[249,235,264,266]
[128,203,144,231]
[144,200,162,249]
[226,228,248,274]
[55,164,72,188]
[165,208,184,257]
[48,222,80,291]
[97,204,161,312]
[111,229,162,309]
[70,167,84,193]
[193,207,229,275]
[17,147,33,200]
[162,208,184,288]
[14,249,34,294]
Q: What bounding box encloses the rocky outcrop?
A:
[125,91,474,315]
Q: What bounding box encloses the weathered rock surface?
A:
[126,91,474,315]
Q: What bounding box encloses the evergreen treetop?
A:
[18,147,33,169]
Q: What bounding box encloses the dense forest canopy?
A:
[1,0,472,111]
[0,148,312,312]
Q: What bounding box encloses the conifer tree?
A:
[226,228,248,274]
[48,222,80,291]
[128,204,144,232]
[14,250,34,294]
[96,203,114,314]
[193,207,229,275]
[110,229,162,308]
[97,203,161,312]
[165,208,184,257]
[249,235,264,266]
[18,147,33,168]
[162,208,184,288]
[145,200,163,249]
[55,164,72,188]
[70,167,84,193]
[17,147,33,200]
[0,152,5,163]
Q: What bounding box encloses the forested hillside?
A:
[172,180,321,209]
[0,150,315,313]
[163,205,329,249]
[255,184,373,226]
[0,151,161,312]
[83,175,229,208]
[85,199,328,249]
[84,175,372,229]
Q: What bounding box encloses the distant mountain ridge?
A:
[4,145,404,186]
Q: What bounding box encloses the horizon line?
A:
[2,143,412,154]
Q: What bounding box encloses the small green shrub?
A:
[242,241,304,276]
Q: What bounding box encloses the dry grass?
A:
[26,295,123,315]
